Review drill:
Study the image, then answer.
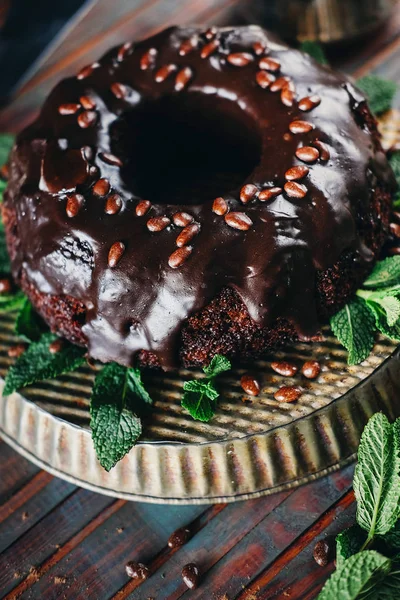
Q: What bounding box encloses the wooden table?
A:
[1,1,400,598]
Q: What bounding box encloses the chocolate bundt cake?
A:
[2,26,396,370]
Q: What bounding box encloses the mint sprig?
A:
[3,332,86,395]
[356,75,397,115]
[317,413,400,598]
[0,289,26,313]
[90,362,152,471]
[14,297,44,342]
[181,354,231,422]
[330,256,400,364]
[300,40,328,65]
[336,525,367,569]
[330,297,376,365]
[318,550,391,600]
[354,413,400,540]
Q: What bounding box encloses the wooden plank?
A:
[142,466,353,600]
[0,470,52,523]
[0,440,40,505]
[113,491,292,599]
[26,501,208,599]
[262,500,356,599]
[329,7,400,75]
[0,0,239,133]
[0,488,116,597]
[235,489,355,599]
[0,476,76,554]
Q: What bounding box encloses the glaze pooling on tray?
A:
[4,26,395,369]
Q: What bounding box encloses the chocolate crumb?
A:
[313,539,331,567]
[168,527,191,548]
[125,561,149,580]
[182,563,200,589]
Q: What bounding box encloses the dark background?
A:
[0,0,88,103]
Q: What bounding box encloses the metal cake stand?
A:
[1,308,400,504]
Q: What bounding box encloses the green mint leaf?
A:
[127,367,153,406]
[376,562,400,599]
[330,297,376,365]
[182,380,219,422]
[384,521,400,551]
[3,333,86,395]
[372,296,400,327]
[364,256,400,289]
[0,134,14,170]
[357,75,397,115]
[15,298,44,342]
[336,525,368,569]
[300,40,329,65]
[317,550,391,600]
[0,290,27,313]
[203,354,231,378]
[353,413,400,538]
[90,362,142,471]
[368,302,400,342]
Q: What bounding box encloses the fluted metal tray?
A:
[1,307,400,504]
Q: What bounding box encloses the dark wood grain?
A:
[1,1,400,598]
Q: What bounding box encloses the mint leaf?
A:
[300,40,328,65]
[15,297,43,342]
[373,296,400,327]
[330,297,376,365]
[126,367,152,405]
[357,75,397,115]
[377,562,400,599]
[182,380,219,422]
[0,134,14,169]
[317,550,391,600]
[336,525,368,569]
[385,521,400,551]
[364,257,400,289]
[0,290,27,313]
[203,354,231,378]
[181,354,231,422]
[353,413,400,538]
[90,362,143,471]
[368,302,400,342]
[3,333,86,395]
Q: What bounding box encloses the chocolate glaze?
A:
[4,26,396,369]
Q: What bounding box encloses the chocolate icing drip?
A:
[4,26,396,369]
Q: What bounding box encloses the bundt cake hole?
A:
[110,93,262,205]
